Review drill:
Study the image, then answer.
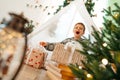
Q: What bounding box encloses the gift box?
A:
[51,43,86,66]
[46,63,76,80]
[25,48,47,69]
[24,48,31,63]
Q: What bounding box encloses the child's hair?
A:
[75,22,85,32]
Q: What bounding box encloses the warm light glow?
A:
[79,66,82,69]
[102,43,107,47]
[87,74,92,78]
[102,58,108,65]
[114,14,119,17]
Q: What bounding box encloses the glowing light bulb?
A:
[79,66,82,69]
[102,58,108,65]
[103,43,107,47]
[87,74,92,78]
[115,14,119,17]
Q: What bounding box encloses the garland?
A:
[26,0,95,16]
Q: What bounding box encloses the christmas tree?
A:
[69,3,120,80]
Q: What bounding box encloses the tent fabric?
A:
[28,0,99,47]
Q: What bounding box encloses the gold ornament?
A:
[86,73,93,80]
[111,63,117,73]
[113,13,120,20]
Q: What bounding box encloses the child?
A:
[40,22,85,51]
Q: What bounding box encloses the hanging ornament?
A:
[111,63,117,73]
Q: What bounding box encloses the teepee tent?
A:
[28,0,99,47]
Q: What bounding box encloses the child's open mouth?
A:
[76,31,80,34]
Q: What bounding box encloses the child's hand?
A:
[40,42,47,47]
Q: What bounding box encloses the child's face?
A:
[73,24,84,38]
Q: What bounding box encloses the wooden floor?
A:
[16,65,50,80]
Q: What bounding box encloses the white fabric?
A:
[28,0,99,47]
[64,40,83,64]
